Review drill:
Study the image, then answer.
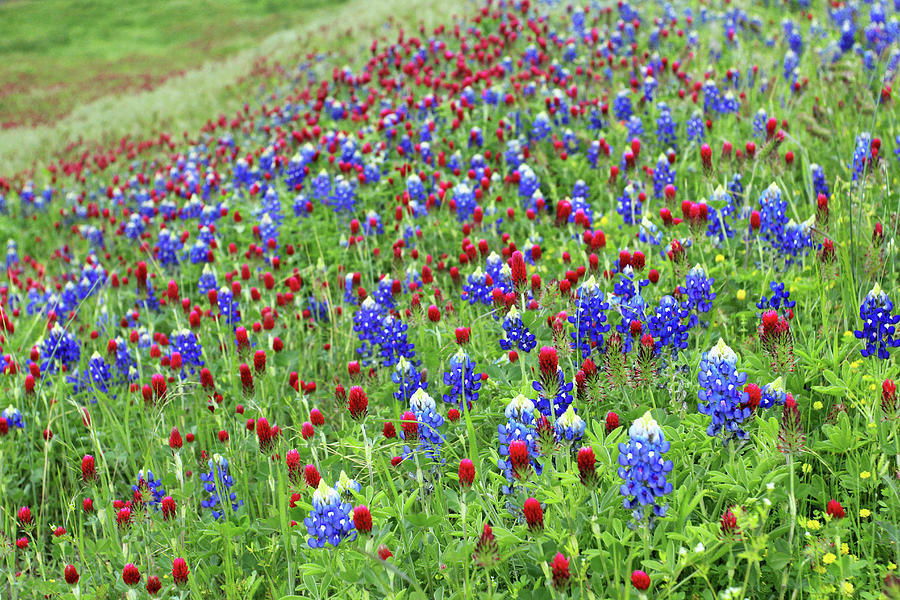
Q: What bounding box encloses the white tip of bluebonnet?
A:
[708,338,737,364]
[629,410,662,443]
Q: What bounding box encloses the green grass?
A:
[0,0,454,177]
[0,0,346,128]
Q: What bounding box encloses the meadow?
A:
[1,0,900,598]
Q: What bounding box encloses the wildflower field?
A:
[2,0,900,597]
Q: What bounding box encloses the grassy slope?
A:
[0,0,344,127]
[0,0,454,177]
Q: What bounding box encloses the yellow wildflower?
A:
[859,509,871,518]
[861,471,871,479]
[715,254,724,263]
[841,544,849,556]
[737,289,746,301]
[822,553,836,565]
[806,519,821,531]
[813,401,823,410]
[842,581,853,596]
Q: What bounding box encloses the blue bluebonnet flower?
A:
[497,395,543,494]
[156,229,182,267]
[41,324,82,374]
[334,470,362,501]
[305,479,356,548]
[133,469,167,508]
[851,132,873,183]
[533,350,575,418]
[617,183,644,225]
[680,265,716,316]
[68,352,114,398]
[452,183,477,222]
[686,113,705,143]
[568,277,610,359]
[461,267,496,306]
[698,339,751,444]
[531,113,552,140]
[392,357,426,404]
[652,154,676,199]
[330,177,357,213]
[759,377,787,410]
[500,305,537,353]
[855,283,900,359]
[1,406,25,429]
[377,315,416,368]
[613,91,632,121]
[626,115,644,139]
[752,109,768,138]
[401,388,445,461]
[443,348,482,410]
[200,454,242,520]
[617,411,673,523]
[110,337,137,384]
[198,267,217,296]
[312,170,331,202]
[811,163,830,199]
[353,297,386,365]
[217,287,240,327]
[648,295,690,357]
[554,406,586,446]
[170,330,204,376]
[756,281,796,312]
[135,281,161,312]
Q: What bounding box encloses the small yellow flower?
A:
[806,519,821,531]
[843,330,854,338]
[737,289,747,301]
[869,383,877,391]
[802,463,813,474]
[813,401,823,410]
[859,508,871,518]
[715,254,724,263]
[600,216,609,227]
[842,581,853,596]
[861,471,871,479]
[813,565,827,574]
[841,544,849,556]
[888,562,897,571]
[822,553,837,565]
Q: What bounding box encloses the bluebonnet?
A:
[752,109,768,138]
[353,297,386,365]
[201,454,242,520]
[851,132,873,183]
[854,283,900,359]
[705,186,736,242]
[170,329,204,376]
[1,406,25,429]
[500,305,537,353]
[401,388,445,462]
[392,357,426,404]
[626,115,644,139]
[133,469,167,507]
[811,163,830,198]
[697,339,751,444]
[617,411,673,523]
[760,377,787,410]
[305,479,356,548]
[756,281,795,312]
[376,315,416,368]
[568,277,610,359]
[680,265,716,316]
[643,76,657,101]
[442,348,482,410]
[617,183,644,225]
[686,113,705,143]
[330,177,356,213]
[533,368,574,418]
[531,113,552,141]
[452,183,477,222]
[198,267,217,296]
[68,352,114,398]
[613,90,632,121]
[156,229,182,267]
[497,395,543,494]
[648,295,690,357]
[217,287,240,327]
[461,267,496,306]
[554,406,586,446]
[334,470,361,502]
[652,154,675,199]
[41,324,82,374]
